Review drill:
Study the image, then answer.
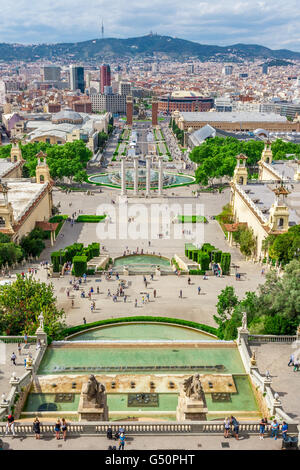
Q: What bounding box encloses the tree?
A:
[233,226,256,257]
[214,286,239,338]
[0,275,65,337]
[268,225,300,264]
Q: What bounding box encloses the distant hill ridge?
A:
[0,34,300,62]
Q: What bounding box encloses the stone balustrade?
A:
[0,421,298,436]
[248,334,297,343]
[0,336,37,344]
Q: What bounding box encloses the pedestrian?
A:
[293,358,299,372]
[24,357,27,367]
[179,289,182,298]
[281,421,288,441]
[230,416,239,440]
[288,354,294,367]
[11,352,17,366]
[107,426,113,439]
[97,286,100,294]
[107,289,111,297]
[270,419,279,440]
[24,333,28,345]
[224,417,230,438]
[17,343,22,356]
[61,418,68,441]
[83,317,87,325]
[135,299,137,308]
[124,295,127,303]
[154,289,156,298]
[33,417,41,439]
[5,414,16,437]
[146,293,150,302]
[198,286,201,295]
[118,432,125,450]
[188,277,191,285]
[54,419,61,440]
[71,299,74,308]
[142,296,145,304]
[259,417,268,440]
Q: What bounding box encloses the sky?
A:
[0,0,299,51]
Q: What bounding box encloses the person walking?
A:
[259,417,268,440]
[198,286,201,295]
[54,419,61,440]
[33,417,41,440]
[179,289,182,299]
[24,333,28,345]
[153,289,156,299]
[118,432,125,450]
[11,352,17,366]
[288,354,294,367]
[83,317,87,325]
[293,357,299,372]
[5,414,16,437]
[188,277,191,285]
[224,417,230,438]
[17,343,22,356]
[230,416,239,440]
[61,418,67,441]
[270,419,279,440]
[135,299,138,308]
[124,295,127,303]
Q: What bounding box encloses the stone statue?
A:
[86,374,106,407]
[183,374,204,400]
[242,312,247,330]
[38,313,44,330]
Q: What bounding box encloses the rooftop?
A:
[179,112,288,123]
[0,160,17,178]
[2,179,48,221]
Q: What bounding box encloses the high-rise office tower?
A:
[70,65,85,93]
[100,64,111,94]
[42,66,61,81]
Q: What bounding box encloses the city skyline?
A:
[0,0,299,51]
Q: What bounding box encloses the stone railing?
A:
[248,334,297,344]
[0,370,33,420]
[235,184,268,223]
[0,336,36,344]
[32,346,47,373]
[237,328,299,422]
[0,421,298,436]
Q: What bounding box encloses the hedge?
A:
[178,215,208,223]
[55,316,219,340]
[188,269,206,275]
[51,251,64,272]
[73,256,87,277]
[220,252,231,275]
[49,215,68,223]
[76,215,107,223]
[198,252,210,271]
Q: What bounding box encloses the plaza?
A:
[0,121,299,451]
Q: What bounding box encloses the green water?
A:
[23,377,258,415]
[112,255,173,273]
[88,172,195,189]
[69,323,216,341]
[38,347,245,375]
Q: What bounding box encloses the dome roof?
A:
[52,109,83,123]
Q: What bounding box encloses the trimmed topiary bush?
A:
[220,252,231,275]
[73,256,87,277]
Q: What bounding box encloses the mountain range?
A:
[0,34,300,63]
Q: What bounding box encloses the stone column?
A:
[133,156,139,196]
[120,156,126,196]
[158,156,163,196]
[145,155,151,197]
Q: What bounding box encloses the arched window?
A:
[238,176,244,184]
[39,174,45,183]
[278,218,284,228]
[0,216,5,226]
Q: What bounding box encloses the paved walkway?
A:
[0,433,287,450]
[250,342,300,420]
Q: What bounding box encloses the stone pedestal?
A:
[176,387,208,421]
[36,328,48,347]
[78,382,109,422]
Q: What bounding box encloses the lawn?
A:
[76,215,107,223]
[177,215,208,223]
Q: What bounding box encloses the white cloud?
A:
[0,0,299,51]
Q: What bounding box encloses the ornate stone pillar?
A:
[158,156,164,196]
[120,156,126,196]
[133,156,139,196]
[146,155,151,197]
